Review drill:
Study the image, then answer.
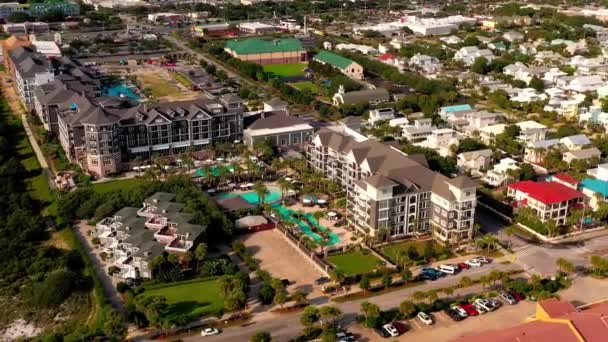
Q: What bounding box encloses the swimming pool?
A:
[195,165,235,178]
[272,204,340,245]
[216,188,282,204]
[217,189,340,245]
[102,83,141,100]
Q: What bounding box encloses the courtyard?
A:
[262,63,307,77]
[327,250,384,276]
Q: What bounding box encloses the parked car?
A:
[438,264,458,275]
[392,321,408,334]
[201,328,220,336]
[382,324,399,337]
[451,306,469,318]
[511,292,525,301]
[336,332,356,342]
[445,308,465,321]
[475,256,492,264]
[474,298,494,312]
[457,262,471,270]
[499,290,517,305]
[314,277,330,285]
[465,259,482,267]
[418,273,438,281]
[473,302,487,314]
[374,327,390,338]
[489,298,502,309]
[417,311,434,325]
[422,267,445,277]
[459,303,479,316]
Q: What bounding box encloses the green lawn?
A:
[90,178,148,194]
[328,250,383,276]
[380,240,452,265]
[263,63,307,77]
[174,73,193,89]
[139,277,224,321]
[291,81,319,94]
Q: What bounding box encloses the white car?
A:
[382,324,399,337]
[417,311,434,325]
[475,256,492,264]
[201,328,220,336]
[473,302,487,314]
[475,298,496,312]
[465,259,482,267]
[451,306,468,318]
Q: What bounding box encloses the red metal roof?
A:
[553,173,579,185]
[508,180,584,204]
[378,53,396,61]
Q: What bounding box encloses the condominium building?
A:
[95,192,206,279]
[8,46,55,109]
[308,127,478,243]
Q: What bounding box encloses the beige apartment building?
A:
[308,127,478,243]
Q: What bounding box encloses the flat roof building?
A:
[224,38,307,65]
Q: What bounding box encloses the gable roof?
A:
[508,180,584,204]
[225,38,304,55]
[313,50,355,69]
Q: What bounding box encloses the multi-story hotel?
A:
[95,192,206,279]
[308,126,478,243]
[33,74,244,177]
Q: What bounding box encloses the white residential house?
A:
[524,139,560,164]
[440,35,462,45]
[503,31,524,42]
[482,158,520,187]
[543,68,568,85]
[518,42,537,55]
[409,53,442,74]
[568,75,605,93]
[368,108,396,125]
[560,134,591,151]
[447,110,503,133]
[579,105,608,126]
[457,149,493,175]
[503,62,529,78]
[510,88,548,103]
[479,121,547,145]
[563,147,602,164]
[454,46,494,66]
[336,43,378,55]
[402,118,435,142]
[415,128,463,157]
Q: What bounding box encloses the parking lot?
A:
[350,299,536,341]
[238,230,326,298]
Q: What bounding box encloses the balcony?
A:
[137,206,157,218]
[165,238,193,253]
[145,216,166,230]
[154,226,177,244]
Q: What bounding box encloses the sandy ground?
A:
[1,319,42,341]
[238,230,326,298]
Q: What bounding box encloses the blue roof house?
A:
[439,104,473,119]
[581,178,608,209]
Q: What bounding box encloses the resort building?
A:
[507,179,585,225]
[307,127,478,243]
[313,51,364,80]
[243,113,315,149]
[332,86,390,106]
[8,46,55,109]
[94,192,206,280]
[224,38,307,65]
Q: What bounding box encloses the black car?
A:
[373,327,390,338]
[314,276,330,285]
[444,308,464,321]
[418,273,438,281]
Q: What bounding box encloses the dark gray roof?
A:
[216,196,256,211]
[247,113,309,130]
[9,46,52,78]
[337,88,390,105]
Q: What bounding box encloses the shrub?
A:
[116,282,130,293]
[415,303,432,313]
[431,299,449,311]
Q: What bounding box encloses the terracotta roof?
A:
[539,298,578,318]
[450,320,579,342]
[508,180,584,204]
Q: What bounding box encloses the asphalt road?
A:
[183,262,519,342]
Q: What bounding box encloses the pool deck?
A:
[282,202,359,249]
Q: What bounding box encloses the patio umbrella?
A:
[327,211,337,217]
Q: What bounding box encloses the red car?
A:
[457,262,471,270]
[511,292,525,301]
[392,321,408,334]
[459,303,479,316]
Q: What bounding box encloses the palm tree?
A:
[530,274,542,292]
[291,290,308,306]
[278,178,290,203]
[426,290,439,304]
[479,275,491,289]
[556,257,575,274]
[412,291,427,303]
[232,162,243,183]
[253,181,269,205]
[360,301,381,322]
[459,276,473,288]
[319,306,342,327]
[329,269,346,289]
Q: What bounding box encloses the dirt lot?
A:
[238,230,326,298]
[350,300,536,341]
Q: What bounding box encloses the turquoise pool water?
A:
[195,165,235,178]
[103,83,141,100]
[217,189,340,245]
[216,189,282,204]
[272,204,340,245]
